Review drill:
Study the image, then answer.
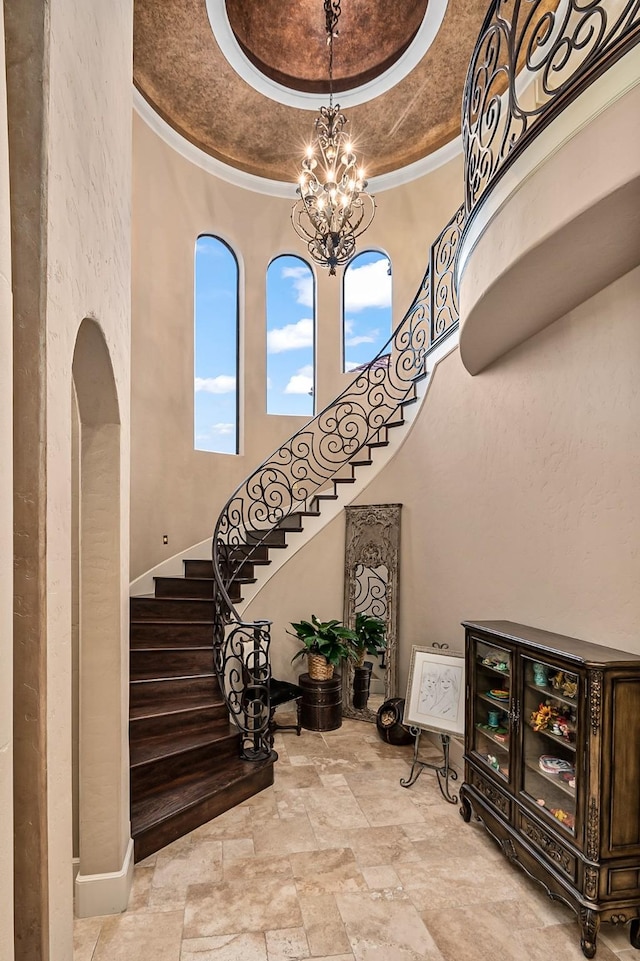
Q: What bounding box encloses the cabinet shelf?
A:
[476,658,511,680]
[526,681,577,709]
[524,759,575,799]
[477,691,510,709]
[527,723,576,753]
[476,724,509,751]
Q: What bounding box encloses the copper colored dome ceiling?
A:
[133,0,491,183]
[225,0,429,94]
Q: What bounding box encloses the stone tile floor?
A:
[74,718,638,961]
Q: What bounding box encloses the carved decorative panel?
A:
[471,770,510,818]
[520,813,575,880]
[343,504,401,721]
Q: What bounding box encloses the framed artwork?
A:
[404,645,466,737]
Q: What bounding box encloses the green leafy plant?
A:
[289,615,358,668]
[352,613,387,668]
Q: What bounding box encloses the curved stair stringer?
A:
[233,332,460,617]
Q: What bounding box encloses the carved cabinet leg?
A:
[579,909,599,959]
[459,789,472,823]
[630,918,640,949]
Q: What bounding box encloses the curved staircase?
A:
[129,204,464,860]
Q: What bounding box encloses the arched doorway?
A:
[72,318,132,916]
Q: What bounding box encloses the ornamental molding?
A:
[590,670,603,735]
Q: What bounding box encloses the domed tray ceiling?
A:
[133,0,491,182]
[225,0,428,93]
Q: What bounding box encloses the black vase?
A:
[353,661,373,709]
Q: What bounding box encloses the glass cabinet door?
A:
[471,638,512,781]
[521,656,579,835]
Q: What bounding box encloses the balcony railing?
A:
[463,0,640,219]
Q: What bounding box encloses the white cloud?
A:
[195,375,236,394]
[282,265,314,308]
[344,319,379,348]
[345,361,360,372]
[284,364,314,394]
[345,257,392,312]
[267,317,313,353]
[212,422,235,435]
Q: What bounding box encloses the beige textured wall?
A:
[131,114,463,579]
[0,4,14,958]
[7,0,132,954]
[245,266,640,693]
[361,264,640,685]
[46,0,133,937]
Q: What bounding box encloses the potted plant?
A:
[289,615,357,681]
[351,613,387,709]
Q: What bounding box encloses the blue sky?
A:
[343,250,392,370]
[194,236,238,454]
[195,239,392,453]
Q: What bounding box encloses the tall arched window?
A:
[343,250,392,372]
[194,235,239,454]
[266,255,315,417]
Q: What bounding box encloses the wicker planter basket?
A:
[307,653,334,681]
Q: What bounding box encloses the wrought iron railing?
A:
[211,0,640,765]
[211,204,465,761]
[463,0,640,218]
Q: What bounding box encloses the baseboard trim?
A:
[74,837,134,918]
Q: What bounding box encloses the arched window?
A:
[266,255,315,416]
[194,235,239,454]
[343,250,392,372]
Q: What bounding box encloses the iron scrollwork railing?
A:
[211,204,465,761]
[210,1,640,764]
[463,0,640,218]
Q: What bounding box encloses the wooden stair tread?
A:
[130,726,237,768]
[130,618,215,625]
[130,697,223,721]
[132,596,216,603]
[130,756,271,836]
[131,645,211,653]
[130,668,214,681]
[154,575,257,587]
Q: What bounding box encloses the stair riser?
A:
[130,704,229,741]
[184,558,267,579]
[130,675,218,708]
[154,577,252,601]
[244,530,286,547]
[130,622,214,648]
[275,515,303,531]
[130,648,215,678]
[131,598,218,621]
[132,764,274,862]
[131,737,241,800]
[154,577,216,599]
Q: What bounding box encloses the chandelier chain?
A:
[291,0,375,274]
[324,0,341,108]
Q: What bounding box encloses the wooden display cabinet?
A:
[459,620,640,958]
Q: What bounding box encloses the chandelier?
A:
[291,0,376,276]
